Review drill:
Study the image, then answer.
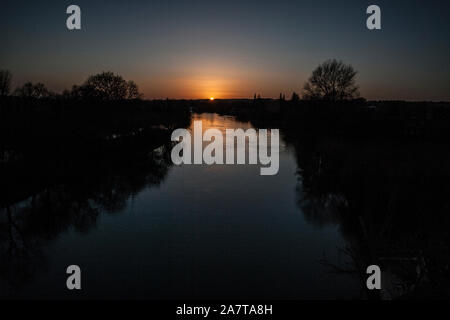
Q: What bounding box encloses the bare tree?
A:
[0,70,12,96]
[84,72,127,100]
[14,82,51,98]
[126,80,142,99]
[303,59,359,101]
[82,72,142,100]
[68,84,97,100]
[32,83,51,98]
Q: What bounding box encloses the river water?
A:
[1,113,361,299]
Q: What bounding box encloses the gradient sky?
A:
[1,0,449,100]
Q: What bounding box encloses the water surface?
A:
[1,113,360,299]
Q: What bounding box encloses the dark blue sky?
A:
[1,0,449,100]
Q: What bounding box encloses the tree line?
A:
[0,70,142,100]
[254,59,360,102]
[1,59,360,102]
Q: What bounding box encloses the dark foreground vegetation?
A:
[0,96,191,206]
[0,71,191,207]
[195,98,450,140]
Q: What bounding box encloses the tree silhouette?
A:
[14,82,51,98]
[0,70,12,96]
[291,91,300,101]
[67,84,97,100]
[303,59,359,101]
[81,72,141,100]
[126,80,142,99]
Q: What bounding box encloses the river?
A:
[0,113,363,299]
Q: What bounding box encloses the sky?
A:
[1,0,449,100]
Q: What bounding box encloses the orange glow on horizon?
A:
[138,71,248,99]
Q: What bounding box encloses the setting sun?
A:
[210,97,215,101]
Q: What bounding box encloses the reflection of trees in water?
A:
[292,137,450,299]
[0,95,191,296]
[0,143,173,295]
